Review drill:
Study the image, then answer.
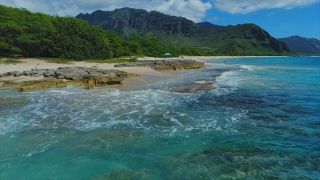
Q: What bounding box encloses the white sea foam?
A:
[212,70,241,96]
[24,140,57,157]
[170,117,184,127]
[239,64,311,72]
[240,65,256,71]
[0,80,244,135]
[240,64,270,72]
[49,89,76,95]
[194,80,214,84]
[216,71,240,87]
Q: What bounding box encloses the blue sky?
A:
[0,0,319,39]
[205,2,320,39]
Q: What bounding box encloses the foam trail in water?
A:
[0,66,248,136]
[212,70,241,96]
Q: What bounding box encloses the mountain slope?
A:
[77,8,199,37]
[0,5,179,59]
[197,22,224,30]
[280,36,320,55]
[77,8,290,55]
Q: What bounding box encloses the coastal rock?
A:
[19,80,68,92]
[114,60,205,71]
[3,71,20,77]
[3,69,53,78]
[170,81,214,93]
[0,67,133,92]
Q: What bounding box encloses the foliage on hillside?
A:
[127,36,179,57]
[77,8,291,56]
[0,5,293,59]
[0,5,179,60]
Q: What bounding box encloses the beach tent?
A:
[164,53,172,57]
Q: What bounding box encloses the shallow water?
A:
[0,57,319,179]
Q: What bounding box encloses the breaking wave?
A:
[0,73,244,136]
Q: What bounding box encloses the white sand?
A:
[0,56,288,88]
[140,56,229,62]
[0,58,159,75]
[0,58,177,85]
[0,56,291,75]
[138,55,289,62]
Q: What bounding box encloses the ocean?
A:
[0,57,319,179]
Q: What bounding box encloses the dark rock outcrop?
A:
[114,60,205,71]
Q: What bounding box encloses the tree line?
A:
[0,5,183,60]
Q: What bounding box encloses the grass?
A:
[85,57,138,64]
[0,58,22,64]
[40,58,73,64]
[4,56,139,64]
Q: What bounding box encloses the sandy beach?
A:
[0,56,211,83]
[0,56,218,74]
[0,56,288,87]
[0,56,290,75]
[0,58,161,85]
[0,57,205,89]
[0,58,157,75]
[143,55,289,62]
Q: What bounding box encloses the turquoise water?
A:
[0,57,319,179]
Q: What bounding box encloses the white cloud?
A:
[1,0,317,22]
[0,0,212,22]
[214,0,320,14]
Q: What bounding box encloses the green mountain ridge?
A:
[0,5,178,60]
[196,22,224,30]
[279,36,320,55]
[77,7,290,56]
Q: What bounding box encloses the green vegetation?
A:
[0,5,180,60]
[0,58,22,64]
[40,58,73,64]
[180,47,215,56]
[40,56,140,64]
[40,56,138,64]
[127,36,179,57]
[85,57,138,63]
[39,57,138,64]
[0,5,293,60]
[77,8,291,56]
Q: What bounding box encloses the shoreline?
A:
[0,58,157,75]
[140,55,293,62]
[0,58,158,86]
[0,58,204,91]
[0,55,294,74]
[0,57,209,75]
[0,55,310,91]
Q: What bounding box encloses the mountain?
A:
[77,8,290,56]
[76,8,198,36]
[0,5,178,59]
[280,36,320,55]
[197,22,224,30]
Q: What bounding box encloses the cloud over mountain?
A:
[0,0,318,21]
[0,0,212,22]
[214,0,320,14]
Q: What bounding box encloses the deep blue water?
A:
[0,57,319,179]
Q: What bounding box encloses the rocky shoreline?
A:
[114,60,205,71]
[0,67,133,92]
[0,60,205,92]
